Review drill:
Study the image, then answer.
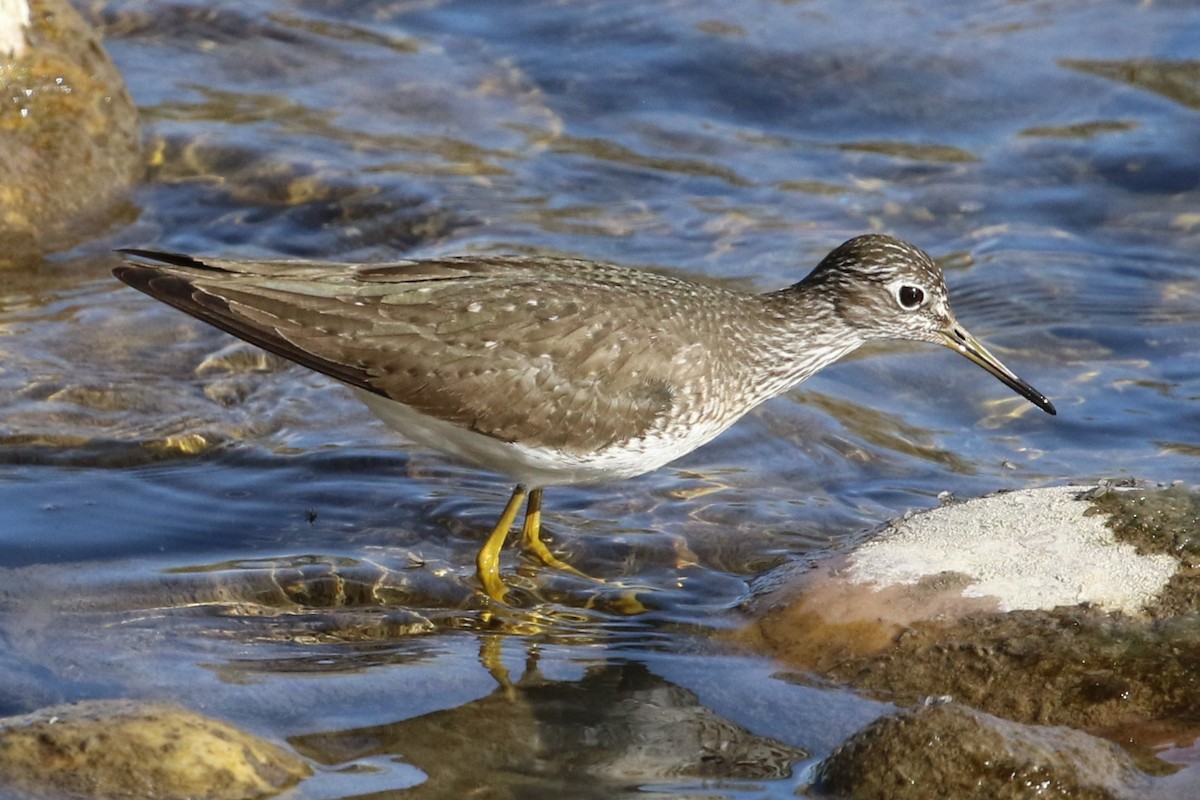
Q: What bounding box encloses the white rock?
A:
[846,486,1176,613]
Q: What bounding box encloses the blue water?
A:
[3,0,1200,795]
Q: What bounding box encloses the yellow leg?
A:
[520,490,646,614]
[519,488,592,580]
[476,484,527,603]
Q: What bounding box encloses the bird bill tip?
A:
[942,326,1056,416]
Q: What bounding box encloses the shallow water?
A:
[3,0,1200,796]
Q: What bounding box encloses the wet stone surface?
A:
[0,0,141,261]
[813,702,1153,800]
[0,699,310,800]
[1091,483,1200,618]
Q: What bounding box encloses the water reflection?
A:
[290,658,805,798]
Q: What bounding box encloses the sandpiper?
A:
[114,234,1055,602]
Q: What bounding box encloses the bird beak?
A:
[941,322,1056,415]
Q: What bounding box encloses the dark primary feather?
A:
[114,257,375,391]
[113,251,754,453]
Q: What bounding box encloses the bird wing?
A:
[114,251,710,453]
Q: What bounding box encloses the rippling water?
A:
[3,0,1200,796]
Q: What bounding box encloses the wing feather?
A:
[113,252,717,452]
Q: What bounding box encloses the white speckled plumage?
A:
[113,234,1055,599]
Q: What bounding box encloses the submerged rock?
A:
[0,699,310,799]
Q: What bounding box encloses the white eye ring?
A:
[896,284,925,310]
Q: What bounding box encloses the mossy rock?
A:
[0,0,141,261]
[0,699,310,799]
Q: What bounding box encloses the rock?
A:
[0,699,310,799]
[813,702,1153,800]
[736,485,1200,750]
[740,486,1180,672]
[0,0,142,262]
[843,486,1177,614]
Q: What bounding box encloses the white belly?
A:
[351,387,732,488]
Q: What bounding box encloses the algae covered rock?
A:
[0,0,141,261]
[814,702,1152,800]
[0,699,310,799]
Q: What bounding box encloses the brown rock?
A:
[0,0,142,261]
[0,699,310,799]
[814,702,1152,800]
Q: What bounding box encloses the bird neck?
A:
[747,282,865,400]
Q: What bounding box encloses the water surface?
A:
[3,0,1200,796]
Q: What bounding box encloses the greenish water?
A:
[3,0,1200,796]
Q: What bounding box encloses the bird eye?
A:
[898,285,925,310]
